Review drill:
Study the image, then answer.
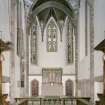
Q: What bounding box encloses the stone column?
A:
[25,16,31,96]
[74,0,80,97]
[89,0,94,102]
[9,0,17,101]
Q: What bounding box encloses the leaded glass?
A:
[31,22,37,64]
[68,22,74,64]
[47,19,57,52]
[31,79,39,96]
[66,79,73,96]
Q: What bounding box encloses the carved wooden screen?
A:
[47,19,57,52]
[42,68,62,84]
[31,79,39,96]
[65,79,73,96]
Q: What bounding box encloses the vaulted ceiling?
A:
[31,0,74,22]
[32,0,72,11]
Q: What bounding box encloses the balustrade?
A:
[15,97,91,105]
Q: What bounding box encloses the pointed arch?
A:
[45,17,60,34]
[65,79,74,96]
[32,1,73,19]
[31,79,39,96]
[46,17,59,52]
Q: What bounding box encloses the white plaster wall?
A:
[63,64,75,74]
[29,76,42,96]
[78,0,86,61]
[78,56,90,79]
[94,51,103,77]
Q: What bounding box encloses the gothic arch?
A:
[27,1,74,31]
[31,79,39,96]
[45,17,60,33]
[65,79,74,96]
[32,1,73,18]
[46,17,59,52]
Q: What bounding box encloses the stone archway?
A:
[65,79,73,96]
[31,79,39,96]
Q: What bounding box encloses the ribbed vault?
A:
[27,0,75,41]
[29,0,74,25]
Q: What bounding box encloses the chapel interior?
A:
[0,0,105,105]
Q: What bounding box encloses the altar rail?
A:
[15,97,91,105]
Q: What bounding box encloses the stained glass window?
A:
[66,79,73,96]
[31,79,39,96]
[68,22,74,63]
[47,19,57,52]
[31,22,37,64]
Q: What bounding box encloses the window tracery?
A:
[31,21,37,64]
[47,19,57,52]
[68,21,74,64]
[66,79,73,96]
[31,79,39,96]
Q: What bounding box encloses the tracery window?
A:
[68,22,74,63]
[65,79,73,96]
[31,21,37,64]
[47,19,57,52]
[31,79,39,96]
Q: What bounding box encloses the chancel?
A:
[0,0,105,105]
